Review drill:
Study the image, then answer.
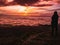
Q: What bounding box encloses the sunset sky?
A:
[0,0,60,26]
[0,0,60,16]
[0,0,60,15]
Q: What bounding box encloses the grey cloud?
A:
[14,0,39,6]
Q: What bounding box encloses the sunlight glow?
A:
[5,0,14,4]
[17,6,27,12]
[17,6,36,16]
[7,0,14,2]
[17,6,30,16]
[0,5,37,16]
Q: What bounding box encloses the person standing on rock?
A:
[51,11,59,37]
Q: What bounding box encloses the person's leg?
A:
[55,25,58,37]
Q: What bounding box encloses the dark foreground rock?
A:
[0,24,60,45]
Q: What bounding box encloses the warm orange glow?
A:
[0,5,36,16]
[0,5,42,16]
[4,0,14,4]
[17,6,29,16]
[17,6,27,12]
[17,6,35,16]
[7,0,13,2]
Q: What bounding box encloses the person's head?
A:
[54,11,58,15]
[54,11,57,13]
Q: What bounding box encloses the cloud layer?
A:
[14,0,39,6]
[0,0,53,6]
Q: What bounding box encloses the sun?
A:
[17,6,36,16]
[17,6,27,12]
[17,6,31,16]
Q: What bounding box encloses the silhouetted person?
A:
[51,11,59,37]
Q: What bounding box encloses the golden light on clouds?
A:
[17,6,27,12]
[0,5,38,16]
[17,6,29,16]
[6,0,14,2]
[4,0,14,4]
[0,0,60,16]
[15,6,38,16]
